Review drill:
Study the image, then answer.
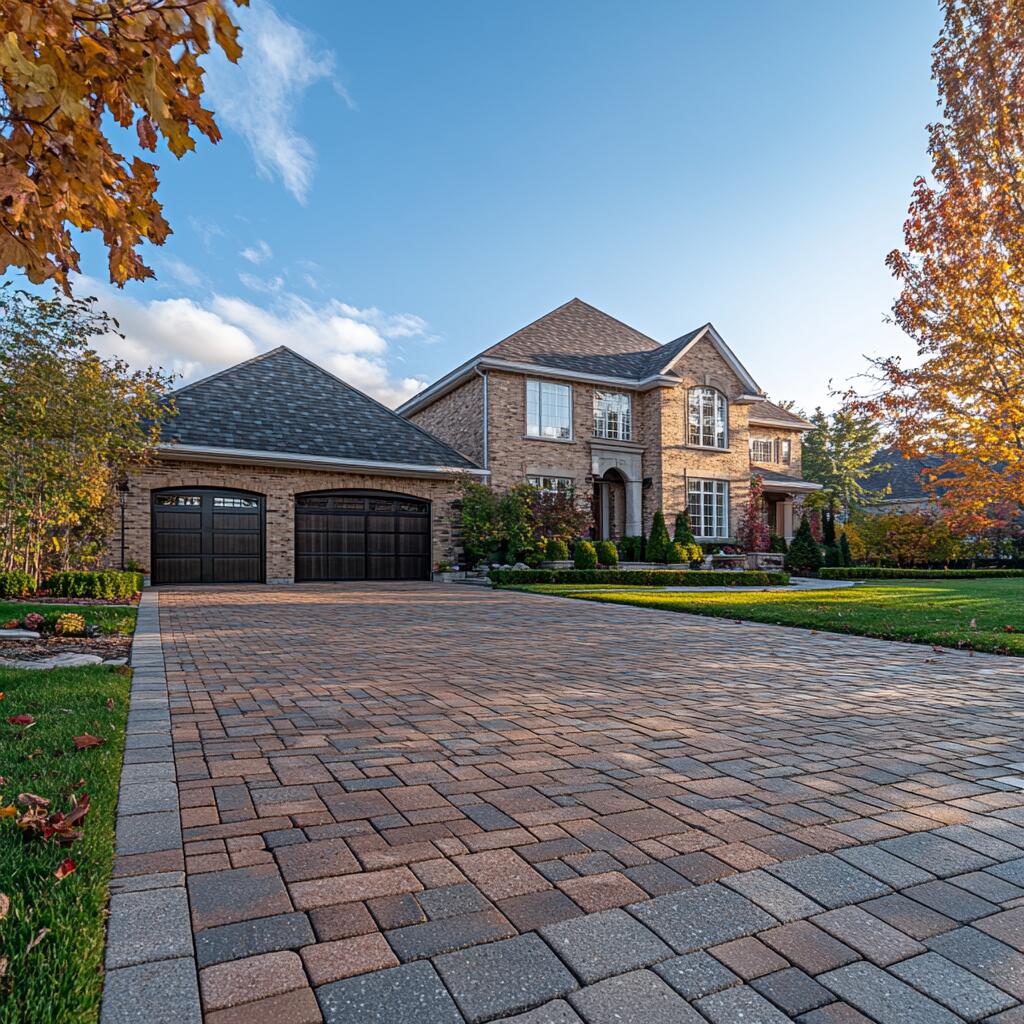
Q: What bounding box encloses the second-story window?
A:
[780,439,792,464]
[750,438,773,462]
[526,379,572,439]
[593,391,632,441]
[688,387,728,449]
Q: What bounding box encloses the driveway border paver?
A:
[101,590,201,1024]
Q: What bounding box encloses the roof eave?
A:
[155,444,488,479]
[748,415,815,431]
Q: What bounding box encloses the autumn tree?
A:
[0,0,245,292]
[802,405,889,517]
[736,474,771,552]
[0,286,172,578]
[862,0,1024,521]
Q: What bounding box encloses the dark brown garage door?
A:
[295,492,430,582]
[151,488,264,585]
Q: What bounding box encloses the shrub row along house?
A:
[115,298,819,584]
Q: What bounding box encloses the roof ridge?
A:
[166,345,289,398]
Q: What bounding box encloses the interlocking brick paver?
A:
[199,951,307,1012]
[751,968,832,1017]
[630,882,777,953]
[316,960,462,1024]
[568,970,705,1024]
[435,933,577,1023]
[491,1001,583,1024]
[818,961,963,1023]
[540,908,672,984]
[709,936,789,980]
[151,583,1024,1022]
[891,952,1018,1021]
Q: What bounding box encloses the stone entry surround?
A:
[104,582,1024,1023]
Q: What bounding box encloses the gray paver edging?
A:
[100,590,201,1024]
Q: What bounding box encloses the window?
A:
[780,439,792,465]
[527,475,574,495]
[593,391,632,441]
[213,496,258,509]
[688,479,729,538]
[750,438,773,463]
[156,494,200,507]
[688,387,728,449]
[526,379,572,439]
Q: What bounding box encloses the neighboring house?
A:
[112,347,485,585]
[399,298,820,544]
[862,448,945,514]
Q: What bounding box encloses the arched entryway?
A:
[151,487,265,585]
[294,490,431,582]
[593,469,628,541]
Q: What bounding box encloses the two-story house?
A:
[399,298,819,544]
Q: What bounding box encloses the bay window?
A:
[526,379,572,440]
[593,390,632,441]
[688,479,729,538]
[688,387,728,449]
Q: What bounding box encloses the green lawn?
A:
[0,665,131,1024]
[510,578,1024,655]
[0,602,137,636]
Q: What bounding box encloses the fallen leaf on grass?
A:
[0,893,8,920]
[54,857,76,881]
[0,956,7,979]
[25,928,49,953]
[105,697,114,710]
[7,714,34,726]
[0,805,16,818]
[0,692,5,700]
[72,733,104,751]
[17,793,50,808]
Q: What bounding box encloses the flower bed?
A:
[489,568,789,586]
[819,567,1024,580]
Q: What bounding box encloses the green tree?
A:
[0,286,172,577]
[839,531,853,567]
[646,510,672,563]
[497,484,537,563]
[459,481,501,563]
[784,514,824,575]
[802,404,889,517]
[673,509,695,545]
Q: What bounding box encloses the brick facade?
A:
[407,336,806,543]
[111,459,464,583]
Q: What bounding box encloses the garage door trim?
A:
[151,486,265,585]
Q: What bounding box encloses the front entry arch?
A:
[294,490,431,582]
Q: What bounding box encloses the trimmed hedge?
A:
[46,570,143,600]
[0,570,36,599]
[489,569,789,586]
[820,567,1024,580]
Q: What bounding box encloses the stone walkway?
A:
[104,582,1024,1024]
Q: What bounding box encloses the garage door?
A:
[151,488,264,585]
[295,492,430,582]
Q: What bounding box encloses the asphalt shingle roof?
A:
[747,399,814,428]
[867,448,946,502]
[161,347,479,470]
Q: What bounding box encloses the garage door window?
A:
[213,496,259,508]
[155,494,200,507]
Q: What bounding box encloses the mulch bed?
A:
[0,635,131,662]
[17,595,139,607]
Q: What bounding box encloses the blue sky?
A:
[74,0,942,410]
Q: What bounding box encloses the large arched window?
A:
[688,387,728,449]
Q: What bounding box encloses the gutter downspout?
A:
[475,366,489,470]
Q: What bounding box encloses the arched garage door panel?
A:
[152,489,264,585]
[295,492,430,581]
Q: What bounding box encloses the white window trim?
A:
[750,438,773,463]
[687,387,729,450]
[592,390,633,442]
[527,475,575,495]
[687,478,730,538]
[525,378,574,441]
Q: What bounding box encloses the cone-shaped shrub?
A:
[839,532,852,567]
[646,511,672,563]
[673,510,696,545]
[784,514,824,575]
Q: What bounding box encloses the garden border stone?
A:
[100,590,200,1024]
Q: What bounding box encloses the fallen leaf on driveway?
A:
[7,714,34,726]
[72,733,104,751]
[54,858,76,881]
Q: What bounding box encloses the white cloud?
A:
[161,257,202,288]
[205,2,340,203]
[76,277,428,407]
[240,240,273,265]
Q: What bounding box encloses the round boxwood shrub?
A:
[545,537,570,560]
[573,540,598,570]
[595,540,618,566]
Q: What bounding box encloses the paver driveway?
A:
[109,583,1024,1024]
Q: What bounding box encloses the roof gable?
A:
[655,324,762,394]
[162,347,478,469]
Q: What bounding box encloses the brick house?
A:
[115,347,485,585]
[399,298,820,544]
